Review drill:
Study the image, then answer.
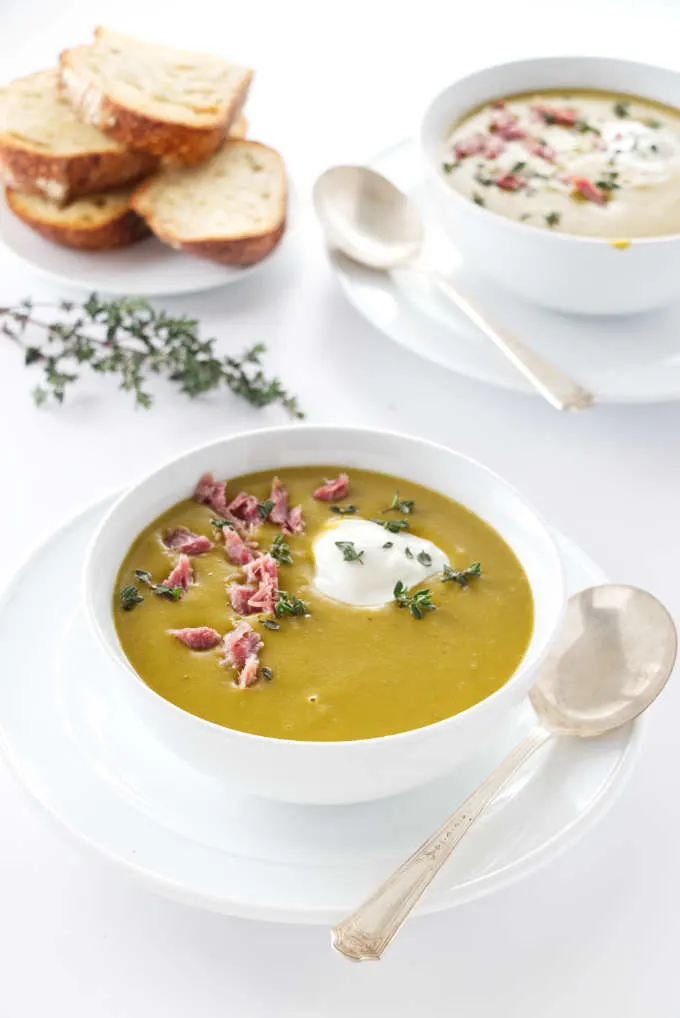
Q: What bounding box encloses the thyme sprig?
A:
[270,534,293,566]
[335,540,364,564]
[383,489,415,515]
[442,562,482,587]
[1,294,303,415]
[134,569,183,600]
[393,581,437,619]
[371,518,410,534]
[120,584,144,611]
[275,590,307,618]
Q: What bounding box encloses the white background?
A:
[1,0,679,1014]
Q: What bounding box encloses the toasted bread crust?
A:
[59,47,252,164]
[0,144,155,205]
[136,214,286,266]
[5,188,149,250]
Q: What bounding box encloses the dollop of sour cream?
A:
[313,518,448,608]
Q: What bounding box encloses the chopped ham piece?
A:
[492,98,506,109]
[238,654,260,689]
[193,472,232,520]
[283,504,305,535]
[489,110,526,141]
[162,554,193,594]
[228,491,260,526]
[243,554,278,613]
[314,472,349,502]
[163,527,213,556]
[453,132,488,159]
[523,137,556,162]
[496,173,526,192]
[484,135,505,159]
[168,627,221,650]
[268,476,305,534]
[572,176,607,205]
[222,621,264,688]
[224,527,258,565]
[531,103,578,127]
[229,583,258,615]
[269,476,289,525]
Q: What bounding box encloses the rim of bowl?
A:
[83,424,567,749]
[420,53,680,247]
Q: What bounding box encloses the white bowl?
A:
[421,56,680,315]
[83,426,565,805]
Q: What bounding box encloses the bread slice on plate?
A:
[60,27,253,165]
[131,140,286,266]
[0,69,156,205]
[5,186,149,250]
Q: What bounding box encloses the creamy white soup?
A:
[442,89,680,239]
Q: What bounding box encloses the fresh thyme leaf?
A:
[417,550,432,567]
[270,533,293,565]
[510,160,527,175]
[645,117,662,129]
[275,590,307,618]
[595,172,620,192]
[120,584,144,611]
[545,211,561,228]
[330,504,358,515]
[335,541,365,564]
[404,546,414,560]
[262,619,280,631]
[256,498,275,520]
[134,569,182,600]
[574,119,601,135]
[472,192,485,206]
[371,518,410,534]
[442,561,482,587]
[2,294,303,416]
[384,490,415,514]
[614,101,630,118]
[382,541,393,549]
[393,581,437,619]
[442,161,460,173]
[210,517,235,530]
[262,666,273,680]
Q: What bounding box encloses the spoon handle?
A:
[331,725,552,961]
[423,271,595,412]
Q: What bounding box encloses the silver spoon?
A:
[313,165,595,412]
[332,584,676,961]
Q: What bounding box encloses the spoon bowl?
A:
[313,165,424,268]
[531,585,677,736]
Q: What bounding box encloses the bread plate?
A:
[0,178,294,296]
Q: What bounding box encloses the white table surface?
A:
[1,0,679,1013]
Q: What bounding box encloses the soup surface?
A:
[443,89,680,238]
[114,467,533,741]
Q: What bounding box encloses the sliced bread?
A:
[0,69,156,205]
[131,140,286,265]
[60,27,253,165]
[6,186,149,250]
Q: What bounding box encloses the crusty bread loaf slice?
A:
[0,69,156,205]
[5,186,149,250]
[131,140,286,266]
[60,27,253,165]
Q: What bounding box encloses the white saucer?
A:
[0,196,291,296]
[0,497,641,924]
[332,139,680,405]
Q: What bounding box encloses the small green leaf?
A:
[335,541,365,564]
[120,584,144,611]
[256,499,275,520]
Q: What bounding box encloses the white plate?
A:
[0,196,291,296]
[0,497,641,924]
[332,139,680,404]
